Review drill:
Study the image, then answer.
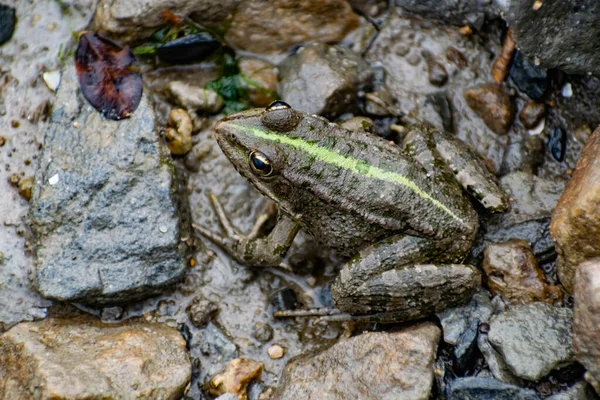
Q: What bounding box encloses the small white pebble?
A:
[268,345,285,359]
[532,0,543,10]
[528,119,545,136]
[561,83,573,98]
[159,225,168,233]
[42,71,61,92]
[306,276,317,287]
[73,121,80,128]
[48,174,59,185]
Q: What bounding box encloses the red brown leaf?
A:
[75,32,143,120]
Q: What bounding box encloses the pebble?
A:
[42,71,61,92]
[519,102,545,129]
[509,51,548,101]
[209,358,263,400]
[187,296,219,328]
[17,176,33,201]
[165,109,193,155]
[238,58,278,107]
[551,126,600,292]
[562,83,573,98]
[0,136,5,147]
[0,5,16,46]
[488,302,575,381]
[445,47,468,69]
[427,57,448,86]
[165,81,224,114]
[253,322,274,343]
[268,345,284,359]
[464,83,514,135]
[482,239,562,305]
[448,377,540,400]
[548,127,567,162]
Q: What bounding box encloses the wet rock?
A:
[464,83,514,135]
[437,290,493,371]
[238,58,278,107]
[273,323,440,399]
[269,288,298,312]
[165,109,193,155]
[548,127,567,162]
[573,259,600,395]
[349,0,388,18]
[165,81,224,114]
[42,70,61,92]
[478,327,521,385]
[29,64,189,303]
[197,322,239,361]
[547,380,600,400]
[447,377,540,400]
[501,1,600,75]
[93,0,239,43]
[184,141,212,173]
[367,10,509,170]
[17,176,33,201]
[209,358,263,400]
[500,131,545,175]
[187,295,219,328]
[509,51,548,101]
[225,0,359,55]
[471,171,564,262]
[268,345,284,359]
[156,32,220,64]
[253,322,274,343]
[426,57,448,86]
[488,302,575,381]
[0,5,16,46]
[101,306,123,321]
[278,43,372,118]
[395,0,499,29]
[551,126,600,293]
[519,102,545,130]
[482,239,563,305]
[0,317,191,399]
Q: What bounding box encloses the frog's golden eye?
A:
[249,150,274,177]
[262,100,302,132]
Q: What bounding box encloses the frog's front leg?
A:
[193,193,300,267]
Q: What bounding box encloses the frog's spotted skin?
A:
[196,102,509,322]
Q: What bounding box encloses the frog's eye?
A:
[249,150,274,177]
[261,100,302,132]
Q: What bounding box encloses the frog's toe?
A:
[192,222,236,247]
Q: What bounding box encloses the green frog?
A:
[194,101,509,322]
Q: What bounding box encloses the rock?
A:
[447,377,540,400]
[519,102,545,130]
[183,141,212,173]
[509,51,549,101]
[548,127,567,162]
[395,0,500,29]
[93,0,240,43]
[573,259,600,395]
[482,239,563,305]
[268,345,284,359]
[426,56,448,86]
[187,295,219,328]
[471,171,564,263]
[225,0,360,55]
[238,58,278,107]
[551,126,600,293]
[500,0,600,75]
[17,176,33,201]
[464,83,514,135]
[0,5,16,46]
[196,322,239,361]
[349,0,388,18]
[366,10,509,170]
[477,326,521,385]
[0,317,191,399]
[253,322,274,343]
[209,358,263,400]
[165,109,193,155]
[165,81,224,114]
[29,63,189,303]
[273,323,440,400]
[547,380,600,400]
[488,302,575,381]
[437,290,493,371]
[278,43,372,118]
[500,131,545,175]
[42,70,61,93]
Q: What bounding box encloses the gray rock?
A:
[196,322,239,362]
[547,381,600,400]
[438,289,493,371]
[500,0,600,75]
[574,259,600,396]
[488,302,575,381]
[447,377,540,400]
[273,323,440,400]
[396,0,499,29]
[278,43,373,118]
[477,330,521,385]
[30,64,189,304]
[0,317,191,399]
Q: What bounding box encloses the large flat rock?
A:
[30,63,189,304]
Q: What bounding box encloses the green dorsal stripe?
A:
[233,123,465,225]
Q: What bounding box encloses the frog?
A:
[194,101,509,323]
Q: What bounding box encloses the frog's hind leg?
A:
[402,124,510,213]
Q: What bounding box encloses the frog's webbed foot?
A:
[193,193,300,268]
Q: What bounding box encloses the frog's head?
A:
[214,100,308,200]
